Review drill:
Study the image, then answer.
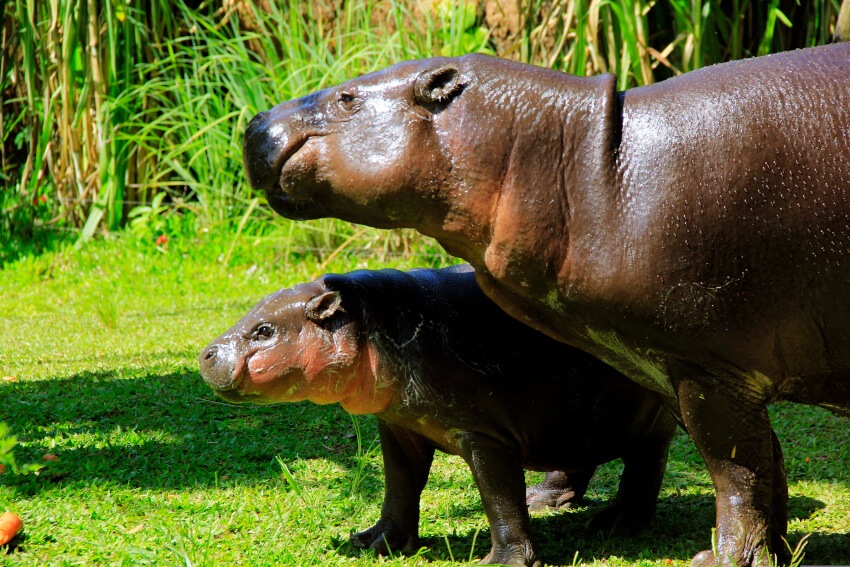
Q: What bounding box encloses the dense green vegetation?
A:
[1,0,845,248]
[1,232,848,566]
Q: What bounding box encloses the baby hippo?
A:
[199,265,676,567]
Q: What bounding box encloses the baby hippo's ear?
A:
[414,65,465,105]
[306,290,344,322]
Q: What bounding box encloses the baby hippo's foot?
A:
[584,501,654,537]
[350,519,419,555]
[480,542,541,567]
[526,470,592,512]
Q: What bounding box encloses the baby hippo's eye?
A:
[253,323,276,340]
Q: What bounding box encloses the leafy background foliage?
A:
[1,0,846,257]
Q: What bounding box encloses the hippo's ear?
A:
[306,291,344,323]
[414,65,465,106]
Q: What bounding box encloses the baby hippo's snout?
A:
[199,342,239,391]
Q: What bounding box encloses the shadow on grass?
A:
[333,495,717,564]
[2,369,846,564]
[337,493,841,565]
[0,365,379,494]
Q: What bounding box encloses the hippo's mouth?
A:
[201,360,274,405]
[264,139,328,221]
[266,181,324,221]
[212,388,274,405]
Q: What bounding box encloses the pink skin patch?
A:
[240,323,361,405]
[215,280,395,414]
[238,334,392,414]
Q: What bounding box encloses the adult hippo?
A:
[242,44,850,565]
[199,266,676,566]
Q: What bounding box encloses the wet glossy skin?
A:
[198,280,392,414]
[199,266,676,567]
[242,45,850,566]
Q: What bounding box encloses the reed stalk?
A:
[0,0,844,249]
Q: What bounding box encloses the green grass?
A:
[0,231,848,566]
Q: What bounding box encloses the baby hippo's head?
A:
[199,280,368,407]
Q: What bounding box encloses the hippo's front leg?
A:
[350,422,434,555]
[675,370,788,567]
[463,435,541,567]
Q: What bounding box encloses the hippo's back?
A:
[319,264,639,397]
[606,44,850,382]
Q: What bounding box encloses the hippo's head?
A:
[243,55,608,265]
[199,281,384,412]
[243,57,465,229]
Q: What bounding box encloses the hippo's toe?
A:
[526,485,585,512]
[350,519,419,555]
[479,542,540,567]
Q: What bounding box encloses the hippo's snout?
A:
[243,96,319,193]
[243,109,287,193]
[199,343,240,391]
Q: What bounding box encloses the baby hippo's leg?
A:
[464,435,542,567]
[585,408,676,536]
[526,469,595,512]
[350,422,434,555]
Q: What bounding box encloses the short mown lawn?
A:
[1,231,848,566]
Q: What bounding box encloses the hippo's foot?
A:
[479,542,541,567]
[525,484,585,512]
[690,547,776,567]
[584,501,654,537]
[350,519,419,555]
[526,469,594,512]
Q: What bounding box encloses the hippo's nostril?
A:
[199,342,240,392]
[203,345,218,361]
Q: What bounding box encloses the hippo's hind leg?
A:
[526,468,595,512]
[675,369,788,567]
[585,407,676,536]
[350,422,434,556]
[768,429,789,559]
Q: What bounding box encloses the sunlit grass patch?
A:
[1,233,848,566]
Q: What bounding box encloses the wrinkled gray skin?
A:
[199,266,676,567]
[242,45,850,566]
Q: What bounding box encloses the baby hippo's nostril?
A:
[203,345,218,361]
[198,342,238,392]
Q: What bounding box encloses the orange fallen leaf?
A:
[0,511,23,546]
[2,376,16,382]
[43,454,59,462]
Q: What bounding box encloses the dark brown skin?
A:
[199,266,676,567]
[242,44,850,566]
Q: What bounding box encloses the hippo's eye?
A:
[253,324,276,340]
[336,92,359,112]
